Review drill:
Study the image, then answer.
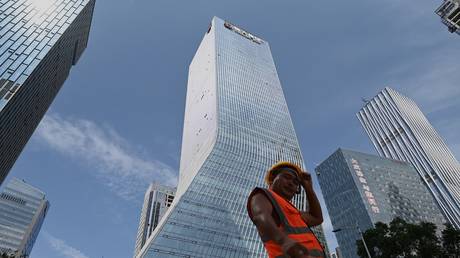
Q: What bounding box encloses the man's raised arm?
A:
[299,172,323,226]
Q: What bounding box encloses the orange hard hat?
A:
[265,161,302,185]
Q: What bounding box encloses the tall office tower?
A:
[137,17,327,258]
[314,226,330,257]
[435,0,460,35]
[133,183,176,258]
[335,247,342,258]
[0,0,96,184]
[357,87,460,228]
[0,178,49,257]
[316,149,445,258]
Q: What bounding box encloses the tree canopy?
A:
[356,217,460,258]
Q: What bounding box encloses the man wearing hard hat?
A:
[247,161,325,258]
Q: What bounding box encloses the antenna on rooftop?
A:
[361,97,370,104]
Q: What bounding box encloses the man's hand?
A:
[298,171,324,227]
[299,171,313,190]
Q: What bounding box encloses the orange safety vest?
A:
[248,188,325,258]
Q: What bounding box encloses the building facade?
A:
[357,87,460,228]
[435,0,460,35]
[0,0,96,184]
[134,183,176,258]
[137,17,328,258]
[0,178,49,257]
[335,247,342,258]
[316,149,445,258]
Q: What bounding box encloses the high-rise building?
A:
[435,0,460,35]
[133,183,176,258]
[335,247,342,258]
[0,0,96,184]
[315,225,330,257]
[0,178,49,257]
[357,87,460,228]
[137,16,327,257]
[316,148,445,258]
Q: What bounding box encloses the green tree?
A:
[357,222,390,258]
[411,221,441,258]
[357,217,442,258]
[442,223,460,257]
[387,217,413,257]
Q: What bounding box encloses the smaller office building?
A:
[436,0,460,34]
[133,183,176,258]
[316,148,445,258]
[0,178,49,257]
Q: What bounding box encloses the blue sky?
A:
[2,0,460,257]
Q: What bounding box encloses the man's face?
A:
[271,168,300,200]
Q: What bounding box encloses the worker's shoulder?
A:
[249,187,266,195]
[247,187,273,212]
[247,187,271,201]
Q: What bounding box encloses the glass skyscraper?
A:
[316,148,445,258]
[357,87,460,228]
[0,0,96,184]
[435,0,460,35]
[137,17,328,258]
[0,178,49,257]
[134,183,176,258]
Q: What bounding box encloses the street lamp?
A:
[332,226,372,258]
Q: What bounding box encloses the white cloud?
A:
[382,40,460,164]
[45,233,89,258]
[408,64,460,115]
[34,113,178,200]
[433,116,460,160]
[387,44,460,115]
[451,144,460,162]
